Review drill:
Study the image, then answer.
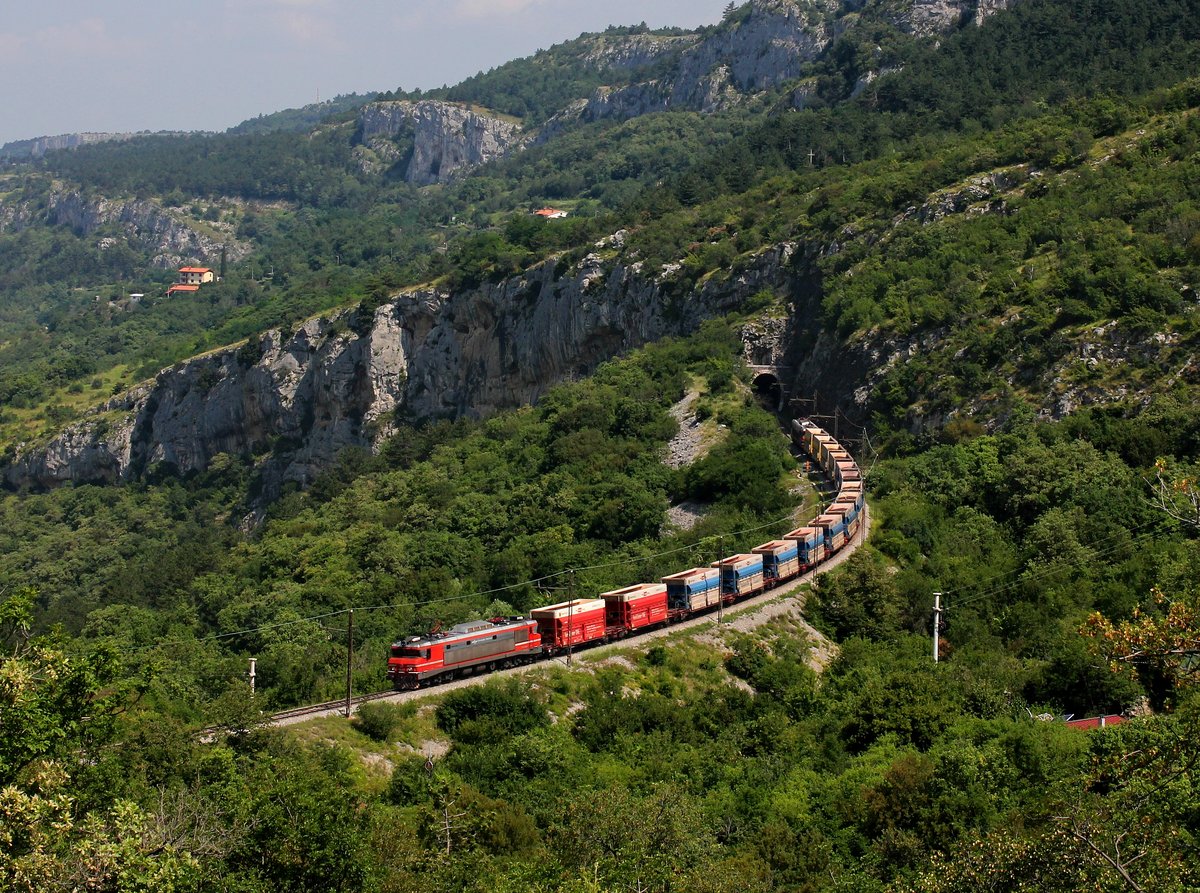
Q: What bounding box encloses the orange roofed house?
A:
[534,208,568,219]
[167,266,215,296]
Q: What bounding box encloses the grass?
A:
[288,702,448,793]
[0,364,133,449]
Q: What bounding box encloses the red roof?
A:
[534,208,566,217]
[178,267,212,274]
[167,284,201,294]
[1065,714,1126,730]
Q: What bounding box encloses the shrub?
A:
[353,701,409,742]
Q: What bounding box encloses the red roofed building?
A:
[178,266,215,285]
[1065,714,1126,730]
[166,283,201,296]
[534,208,568,219]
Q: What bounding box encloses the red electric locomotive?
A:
[387,617,542,690]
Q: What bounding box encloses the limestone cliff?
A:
[548,0,1018,127]
[4,244,792,494]
[568,0,843,123]
[578,33,701,73]
[358,100,524,185]
[0,187,250,270]
[880,0,1015,36]
[0,131,137,160]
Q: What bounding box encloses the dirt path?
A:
[272,505,870,727]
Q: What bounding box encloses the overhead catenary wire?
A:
[940,523,1162,613]
[133,512,801,655]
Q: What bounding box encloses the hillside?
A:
[2,1,1200,891]
[4,0,1200,475]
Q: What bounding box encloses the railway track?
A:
[262,419,865,728]
[267,502,870,728]
[269,689,398,723]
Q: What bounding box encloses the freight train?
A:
[386,419,864,690]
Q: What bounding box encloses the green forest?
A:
[3,0,1200,890]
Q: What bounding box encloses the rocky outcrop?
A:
[0,132,136,159]
[891,165,1026,226]
[550,0,1021,127]
[571,0,843,123]
[44,190,250,268]
[578,33,700,73]
[358,100,524,185]
[882,0,1016,36]
[0,187,250,269]
[4,243,795,494]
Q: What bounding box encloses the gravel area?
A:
[664,389,705,469]
[664,499,709,532]
[663,390,715,531]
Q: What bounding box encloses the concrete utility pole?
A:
[932,594,942,663]
[345,608,354,717]
[567,570,575,666]
[716,535,725,625]
[248,657,256,694]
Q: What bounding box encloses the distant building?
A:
[167,266,215,296]
[534,208,568,219]
[1065,714,1126,730]
[178,266,215,285]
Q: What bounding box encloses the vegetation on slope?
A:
[4,3,1200,890]
[4,393,1199,891]
[0,319,798,711]
[7,0,1200,446]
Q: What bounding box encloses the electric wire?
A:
[944,523,1162,612]
[134,510,805,655]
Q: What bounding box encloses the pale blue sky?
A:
[0,1,730,146]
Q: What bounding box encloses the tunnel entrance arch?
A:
[748,365,789,413]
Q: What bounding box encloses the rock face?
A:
[358,100,524,185]
[0,132,136,159]
[578,33,700,73]
[0,188,250,270]
[51,190,250,269]
[548,0,1020,126]
[569,0,843,123]
[882,0,1016,36]
[4,244,793,494]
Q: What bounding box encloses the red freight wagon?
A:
[829,500,861,540]
[388,617,541,689]
[826,502,852,524]
[600,583,669,632]
[754,540,802,584]
[813,436,835,468]
[836,489,865,512]
[794,420,826,457]
[826,448,852,478]
[531,598,608,649]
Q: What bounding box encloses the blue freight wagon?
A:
[662,566,721,611]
